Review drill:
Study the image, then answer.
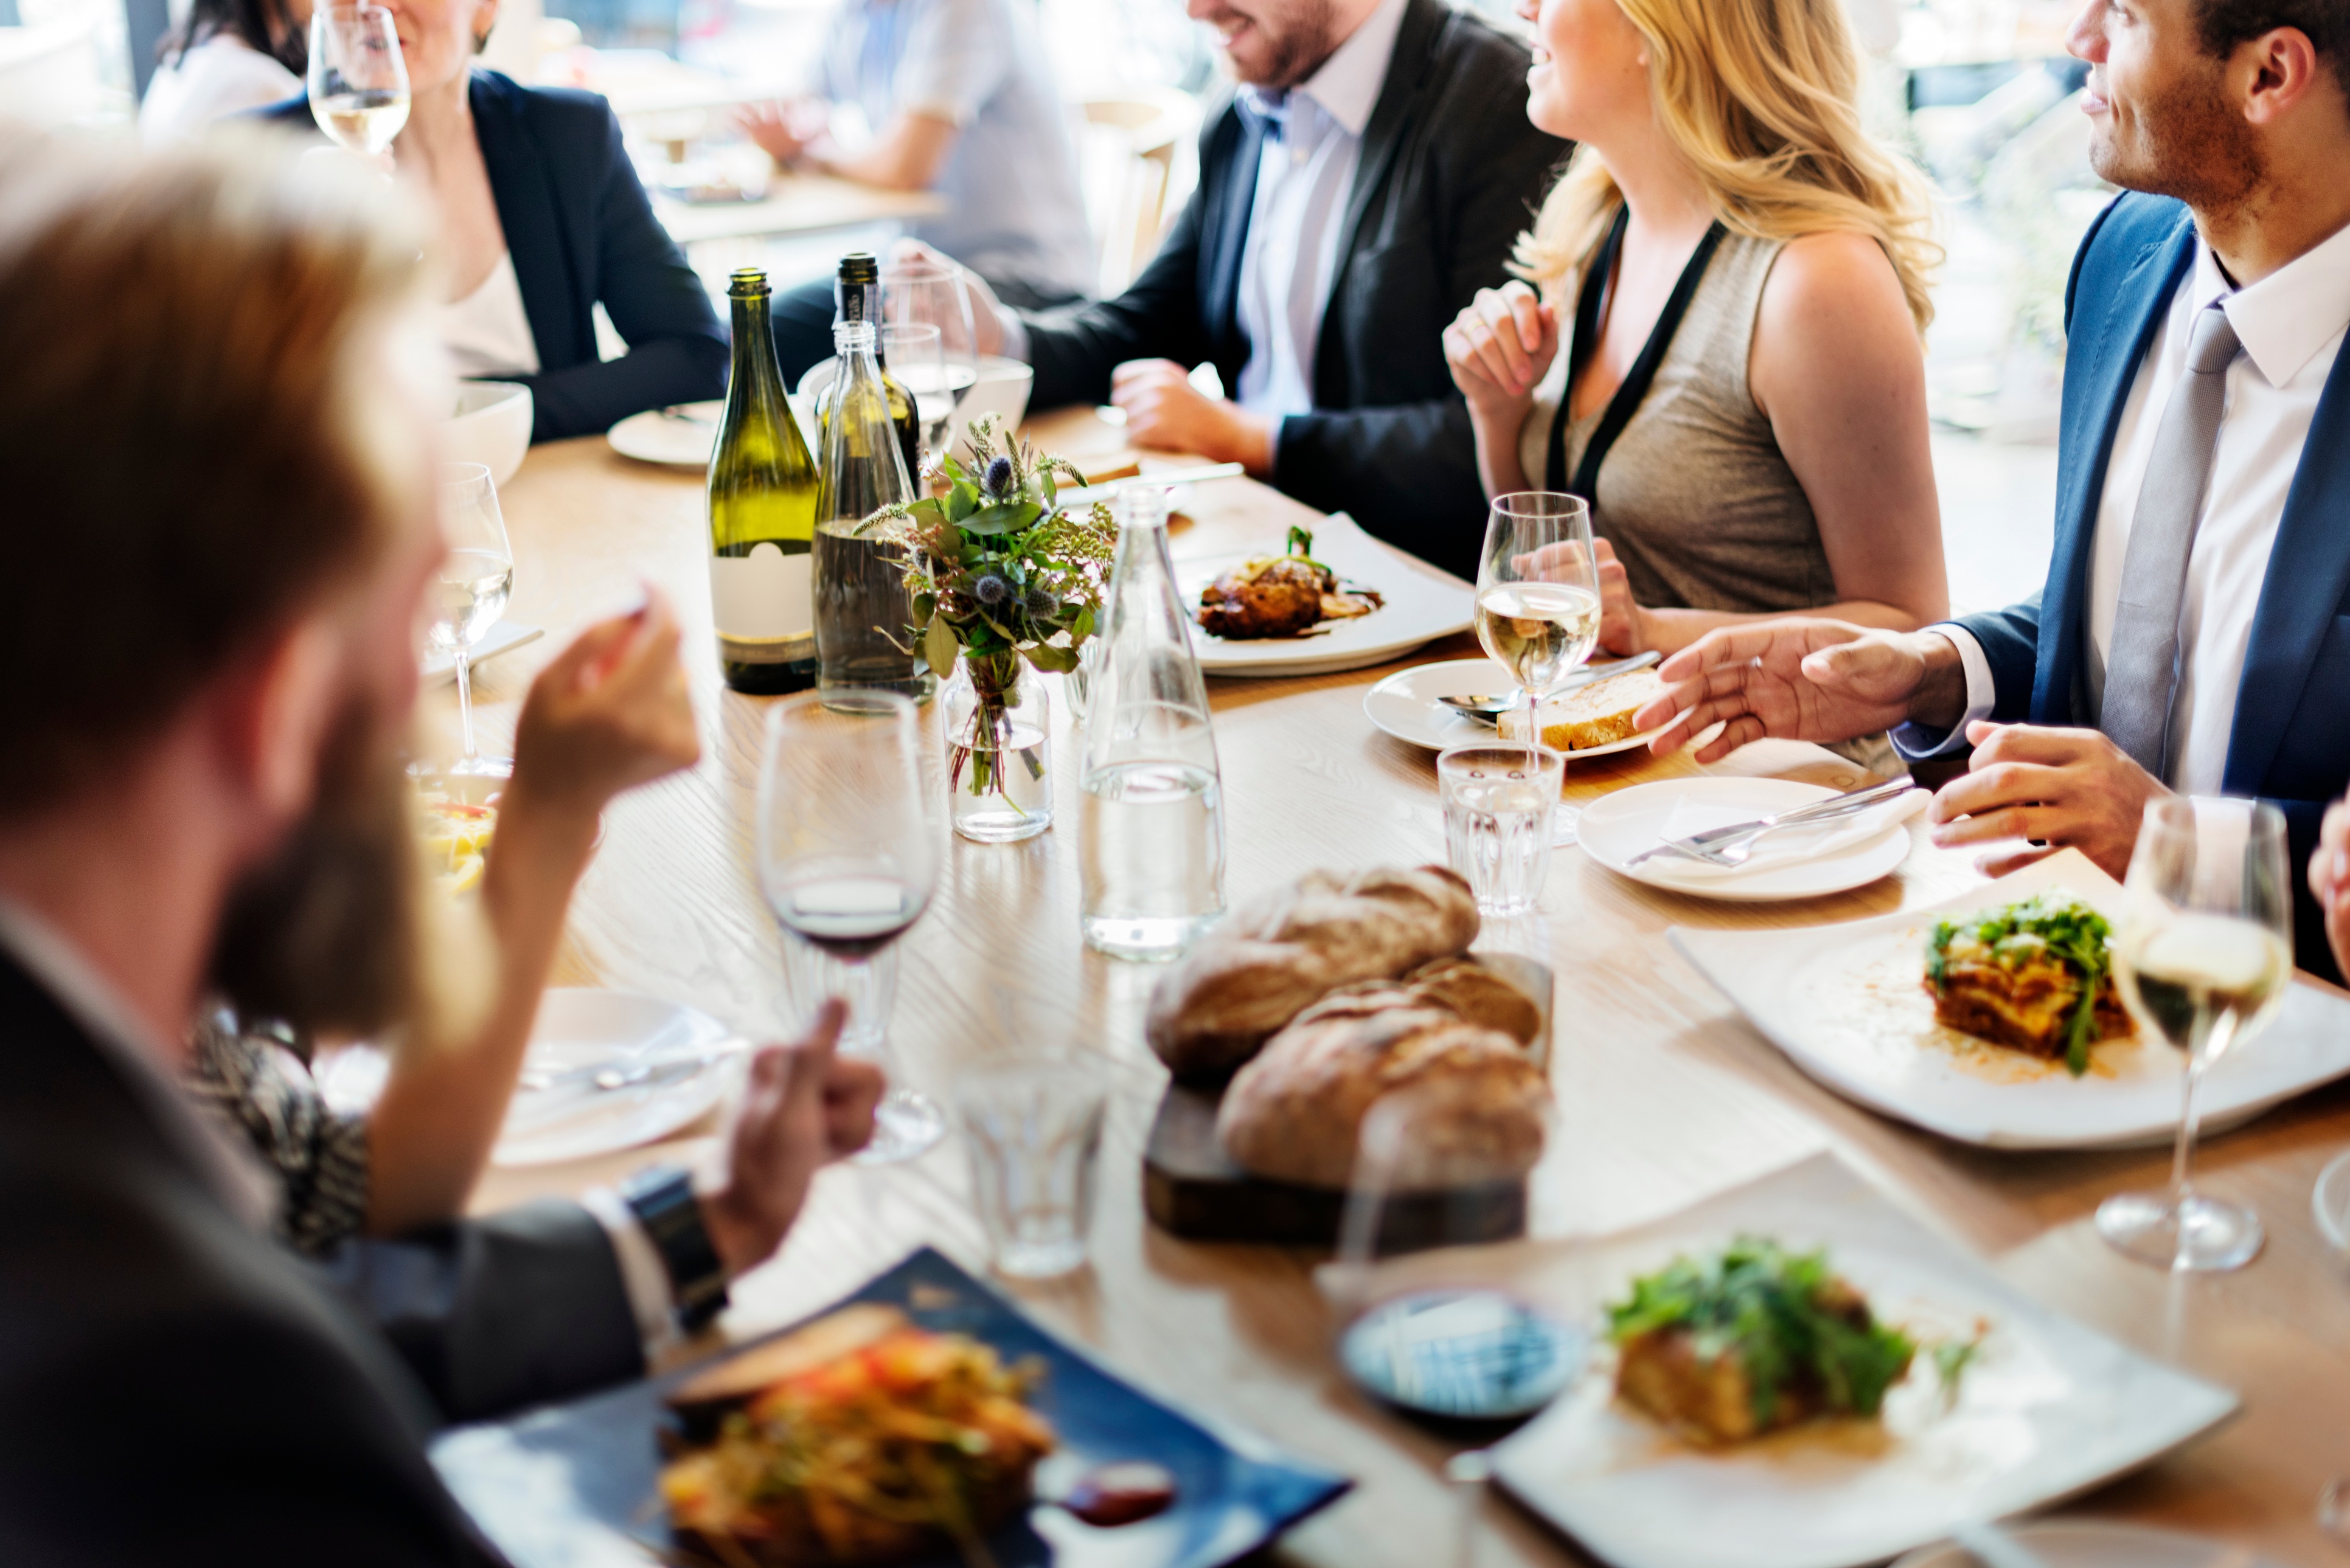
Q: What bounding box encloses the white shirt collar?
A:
[2198,215,2350,389]
[0,895,276,1230]
[1292,0,1410,138]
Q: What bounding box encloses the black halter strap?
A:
[1545,207,1729,500]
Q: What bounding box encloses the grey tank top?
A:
[1517,232,1835,616]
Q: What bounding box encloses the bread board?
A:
[1143,953,1554,1250]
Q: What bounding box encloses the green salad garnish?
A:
[1606,1238,1919,1426]
[1926,892,2115,1075]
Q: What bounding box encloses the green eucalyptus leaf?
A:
[964,500,1044,537]
[922,616,958,678]
[1020,642,1080,673]
[1069,605,1095,640]
[946,487,978,523]
[906,497,947,524]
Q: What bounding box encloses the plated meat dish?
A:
[1196,526,1383,639]
[659,1304,1055,1567]
[1925,893,2133,1075]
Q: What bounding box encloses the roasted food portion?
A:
[1144,866,1481,1080]
[1607,1238,1917,1446]
[1196,526,1382,639]
[659,1306,1055,1567]
[1925,892,2132,1074]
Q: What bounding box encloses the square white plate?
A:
[1484,1154,2238,1568]
[1179,511,1471,678]
[1670,850,2350,1149]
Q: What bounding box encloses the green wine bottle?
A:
[709,268,820,695]
[833,251,922,482]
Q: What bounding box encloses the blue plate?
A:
[429,1247,1352,1567]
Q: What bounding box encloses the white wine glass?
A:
[1474,493,1601,766]
[308,4,410,155]
[882,322,951,468]
[432,463,515,780]
[756,691,945,1163]
[2098,796,2294,1271]
[883,259,979,436]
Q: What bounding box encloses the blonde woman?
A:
[1442,0,1948,660]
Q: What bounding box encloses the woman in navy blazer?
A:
[266,5,724,442]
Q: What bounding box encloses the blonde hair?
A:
[1515,0,1938,331]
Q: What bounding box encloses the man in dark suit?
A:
[1634,0,2350,981]
[0,129,880,1564]
[930,0,1566,575]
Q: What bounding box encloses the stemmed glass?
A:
[881,322,951,467]
[756,690,945,1163]
[883,259,979,434]
[431,463,515,780]
[2098,796,2294,1271]
[1473,493,1602,761]
[308,4,410,155]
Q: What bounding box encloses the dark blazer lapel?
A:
[2225,350,2350,792]
[2034,204,2196,724]
[1326,0,1439,280]
[470,72,580,369]
[1198,104,1262,357]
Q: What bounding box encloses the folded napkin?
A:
[1641,788,1925,882]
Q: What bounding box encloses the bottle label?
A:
[711,541,813,662]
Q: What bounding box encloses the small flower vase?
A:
[944,651,1051,842]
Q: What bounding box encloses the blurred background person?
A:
[748,0,1096,379]
[0,127,879,1562]
[1442,0,1947,667]
[265,0,728,439]
[914,0,1568,574]
[141,0,312,144]
[193,592,702,1252]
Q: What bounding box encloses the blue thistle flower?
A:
[1022,586,1059,619]
[982,456,1016,498]
[973,572,1012,608]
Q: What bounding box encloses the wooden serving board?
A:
[1142,954,1554,1252]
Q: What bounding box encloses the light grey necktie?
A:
[2099,302,2242,776]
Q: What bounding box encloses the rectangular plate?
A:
[429,1247,1351,1568]
[1669,849,2350,1150]
[1180,512,1472,679]
[1485,1154,2239,1568]
[423,621,543,687]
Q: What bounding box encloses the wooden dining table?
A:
[451,407,2350,1567]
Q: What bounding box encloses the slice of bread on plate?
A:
[1501,668,1665,752]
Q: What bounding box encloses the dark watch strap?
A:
[619,1164,730,1333]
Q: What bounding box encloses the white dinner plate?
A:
[1480,1154,2238,1568]
[493,988,744,1168]
[1578,777,1925,902]
[1182,512,1472,678]
[1670,849,2350,1149]
[422,620,543,687]
[1362,656,1697,756]
[607,400,723,468]
[1891,1524,2286,1568]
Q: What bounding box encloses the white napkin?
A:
[1641,789,1925,881]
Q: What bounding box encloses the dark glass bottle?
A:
[832,251,922,482]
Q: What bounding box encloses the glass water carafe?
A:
[813,319,928,707]
[1078,487,1227,959]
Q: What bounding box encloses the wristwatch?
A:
[618,1164,730,1333]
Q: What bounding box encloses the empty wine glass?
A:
[883,259,979,444]
[756,690,945,1163]
[2098,796,2294,1271]
[431,463,515,780]
[1474,493,1601,763]
[308,4,409,155]
[881,322,951,467]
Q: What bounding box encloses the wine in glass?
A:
[756,690,945,1163]
[431,463,515,780]
[2097,796,2294,1271]
[882,259,980,444]
[1473,493,1602,757]
[881,322,952,467]
[308,4,410,155]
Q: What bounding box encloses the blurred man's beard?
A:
[207,701,423,1044]
[2091,66,2262,212]
[1237,0,1338,88]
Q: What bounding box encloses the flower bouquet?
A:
[858,417,1117,839]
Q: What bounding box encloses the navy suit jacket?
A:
[266,72,726,440]
[1957,192,2350,979]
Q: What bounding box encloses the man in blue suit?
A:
[1635,0,2350,979]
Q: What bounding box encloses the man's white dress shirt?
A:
[1905,215,2350,793]
[0,895,683,1353]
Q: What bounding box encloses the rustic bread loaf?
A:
[1215,985,1548,1190]
[1404,957,1542,1045]
[1144,866,1479,1080]
[1501,667,1666,752]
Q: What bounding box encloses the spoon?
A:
[1438,650,1661,721]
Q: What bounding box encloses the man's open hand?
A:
[1108,360,1274,474]
[1927,723,2166,879]
[1632,619,1956,761]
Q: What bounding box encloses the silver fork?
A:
[1625,776,1915,869]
